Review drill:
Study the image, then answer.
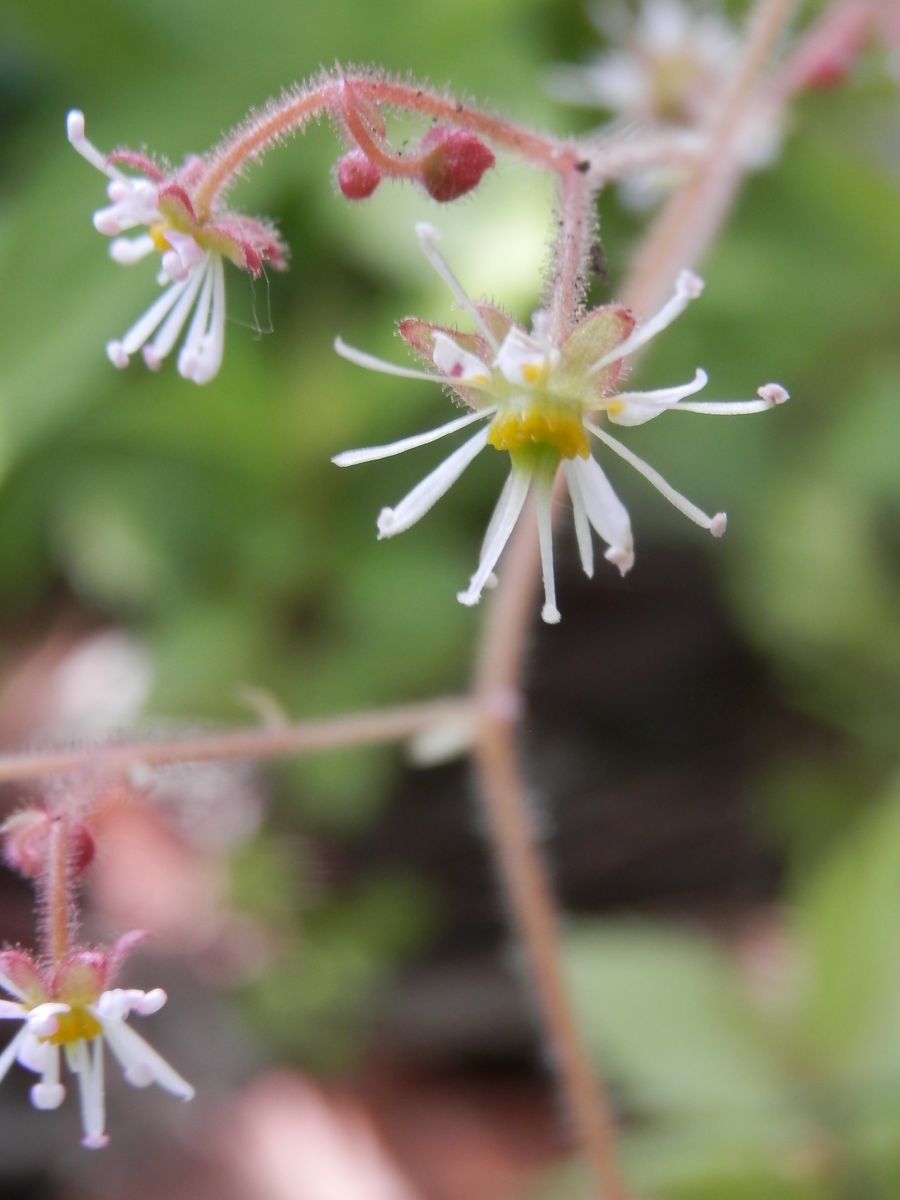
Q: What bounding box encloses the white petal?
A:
[26,1003,69,1039]
[18,1030,54,1074]
[588,270,705,377]
[0,1001,28,1019]
[0,1027,27,1085]
[110,275,192,368]
[101,1019,194,1100]
[75,1039,109,1149]
[142,261,207,369]
[431,331,493,386]
[495,326,557,388]
[377,426,490,538]
[567,456,634,575]
[31,1039,64,1109]
[333,408,492,467]
[457,465,532,607]
[178,254,226,384]
[109,234,156,265]
[334,336,448,384]
[606,368,708,426]
[587,421,726,536]
[535,476,561,624]
[565,462,594,578]
[415,223,500,353]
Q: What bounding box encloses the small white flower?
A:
[0,945,193,1148]
[68,110,286,384]
[334,224,788,623]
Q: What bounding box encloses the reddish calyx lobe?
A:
[418,128,495,202]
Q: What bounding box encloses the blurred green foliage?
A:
[0,0,898,1192]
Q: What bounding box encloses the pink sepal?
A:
[0,949,47,1004]
[107,149,166,182]
[52,952,108,1005]
[158,184,198,228]
[557,305,636,397]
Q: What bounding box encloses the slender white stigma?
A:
[758,383,789,405]
[415,223,501,354]
[67,110,124,181]
[588,420,724,536]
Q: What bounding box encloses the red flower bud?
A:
[2,808,95,879]
[337,150,382,200]
[419,129,495,203]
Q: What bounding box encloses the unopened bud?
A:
[419,128,495,203]
[337,150,382,200]
[1,809,95,879]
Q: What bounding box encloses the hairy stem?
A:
[0,697,472,786]
[468,0,797,1193]
[197,71,577,214]
[41,817,73,964]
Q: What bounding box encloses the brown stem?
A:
[624,0,796,314]
[0,697,472,787]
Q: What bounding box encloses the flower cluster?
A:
[334,224,787,623]
[68,110,287,384]
[0,934,192,1149]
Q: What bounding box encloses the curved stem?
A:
[468,1,797,1194]
[197,72,577,215]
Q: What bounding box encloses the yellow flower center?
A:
[43,1007,102,1046]
[150,223,173,253]
[488,400,590,459]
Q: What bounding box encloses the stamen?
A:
[334,336,453,384]
[587,270,704,377]
[672,382,790,415]
[535,479,561,624]
[415,223,501,353]
[333,408,493,467]
[587,421,726,536]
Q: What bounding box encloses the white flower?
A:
[67,110,286,384]
[334,224,788,624]
[0,944,193,1148]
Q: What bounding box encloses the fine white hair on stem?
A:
[415,223,501,354]
[587,421,726,535]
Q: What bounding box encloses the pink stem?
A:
[41,816,74,965]
[196,72,576,214]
